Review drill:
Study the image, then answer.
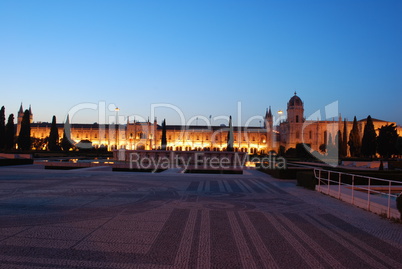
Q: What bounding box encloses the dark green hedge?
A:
[0,159,33,166]
[259,167,311,179]
[296,171,317,190]
[388,160,402,170]
[45,166,81,170]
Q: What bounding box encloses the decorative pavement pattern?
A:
[0,165,401,268]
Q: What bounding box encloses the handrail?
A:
[313,168,401,218]
[313,168,402,185]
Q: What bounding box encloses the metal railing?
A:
[314,168,401,218]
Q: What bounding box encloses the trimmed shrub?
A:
[0,159,33,166]
[259,167,311,179]
[396,194,402,220]
[296,171,317,190]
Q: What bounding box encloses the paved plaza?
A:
[0,165,401,268]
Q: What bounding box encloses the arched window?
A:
[296,115,299,123]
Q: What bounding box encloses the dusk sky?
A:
[1,0,401,126]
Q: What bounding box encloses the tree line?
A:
[324,115,401,159]
[0,106,73,152]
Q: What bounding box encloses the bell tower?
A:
[16,103,24,136]
[287,92,304,124]
[286,92,304,148]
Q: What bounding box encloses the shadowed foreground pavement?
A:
[0,165,401,268]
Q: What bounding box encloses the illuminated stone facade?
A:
[30,120,272,153]
[25,94,401,154]
[277,94,399,154]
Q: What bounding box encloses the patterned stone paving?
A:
[0,165,401,268]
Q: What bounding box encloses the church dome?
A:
[288,92,303,107]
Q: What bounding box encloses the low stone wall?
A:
[0,153,33,166]
[342,161,388,169]
[35,160,113,170]
[0,153,32,159]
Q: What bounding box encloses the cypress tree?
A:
[0,106,5,149]
[342,119,348,157]
[327,132,332,150]
[161,119,167,150]
[379,160,384,171]
[336,130,342,157]
[61,130,73,152]
[48,115,60,151]
[348,116,361,157]
[327,133,337,155]
[361,115,377,157]
[377,124,398,158]
[226,116,234,152]
[17,110,31,150]
[397,137,402,158]
[328,133,333,146]
[61,115,73,152]
[5,114,14,150]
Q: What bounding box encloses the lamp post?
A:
[277,110,283,125]
[273,110,284,150]
[115,107,119,149]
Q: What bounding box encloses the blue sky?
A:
[1,0,401,126]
